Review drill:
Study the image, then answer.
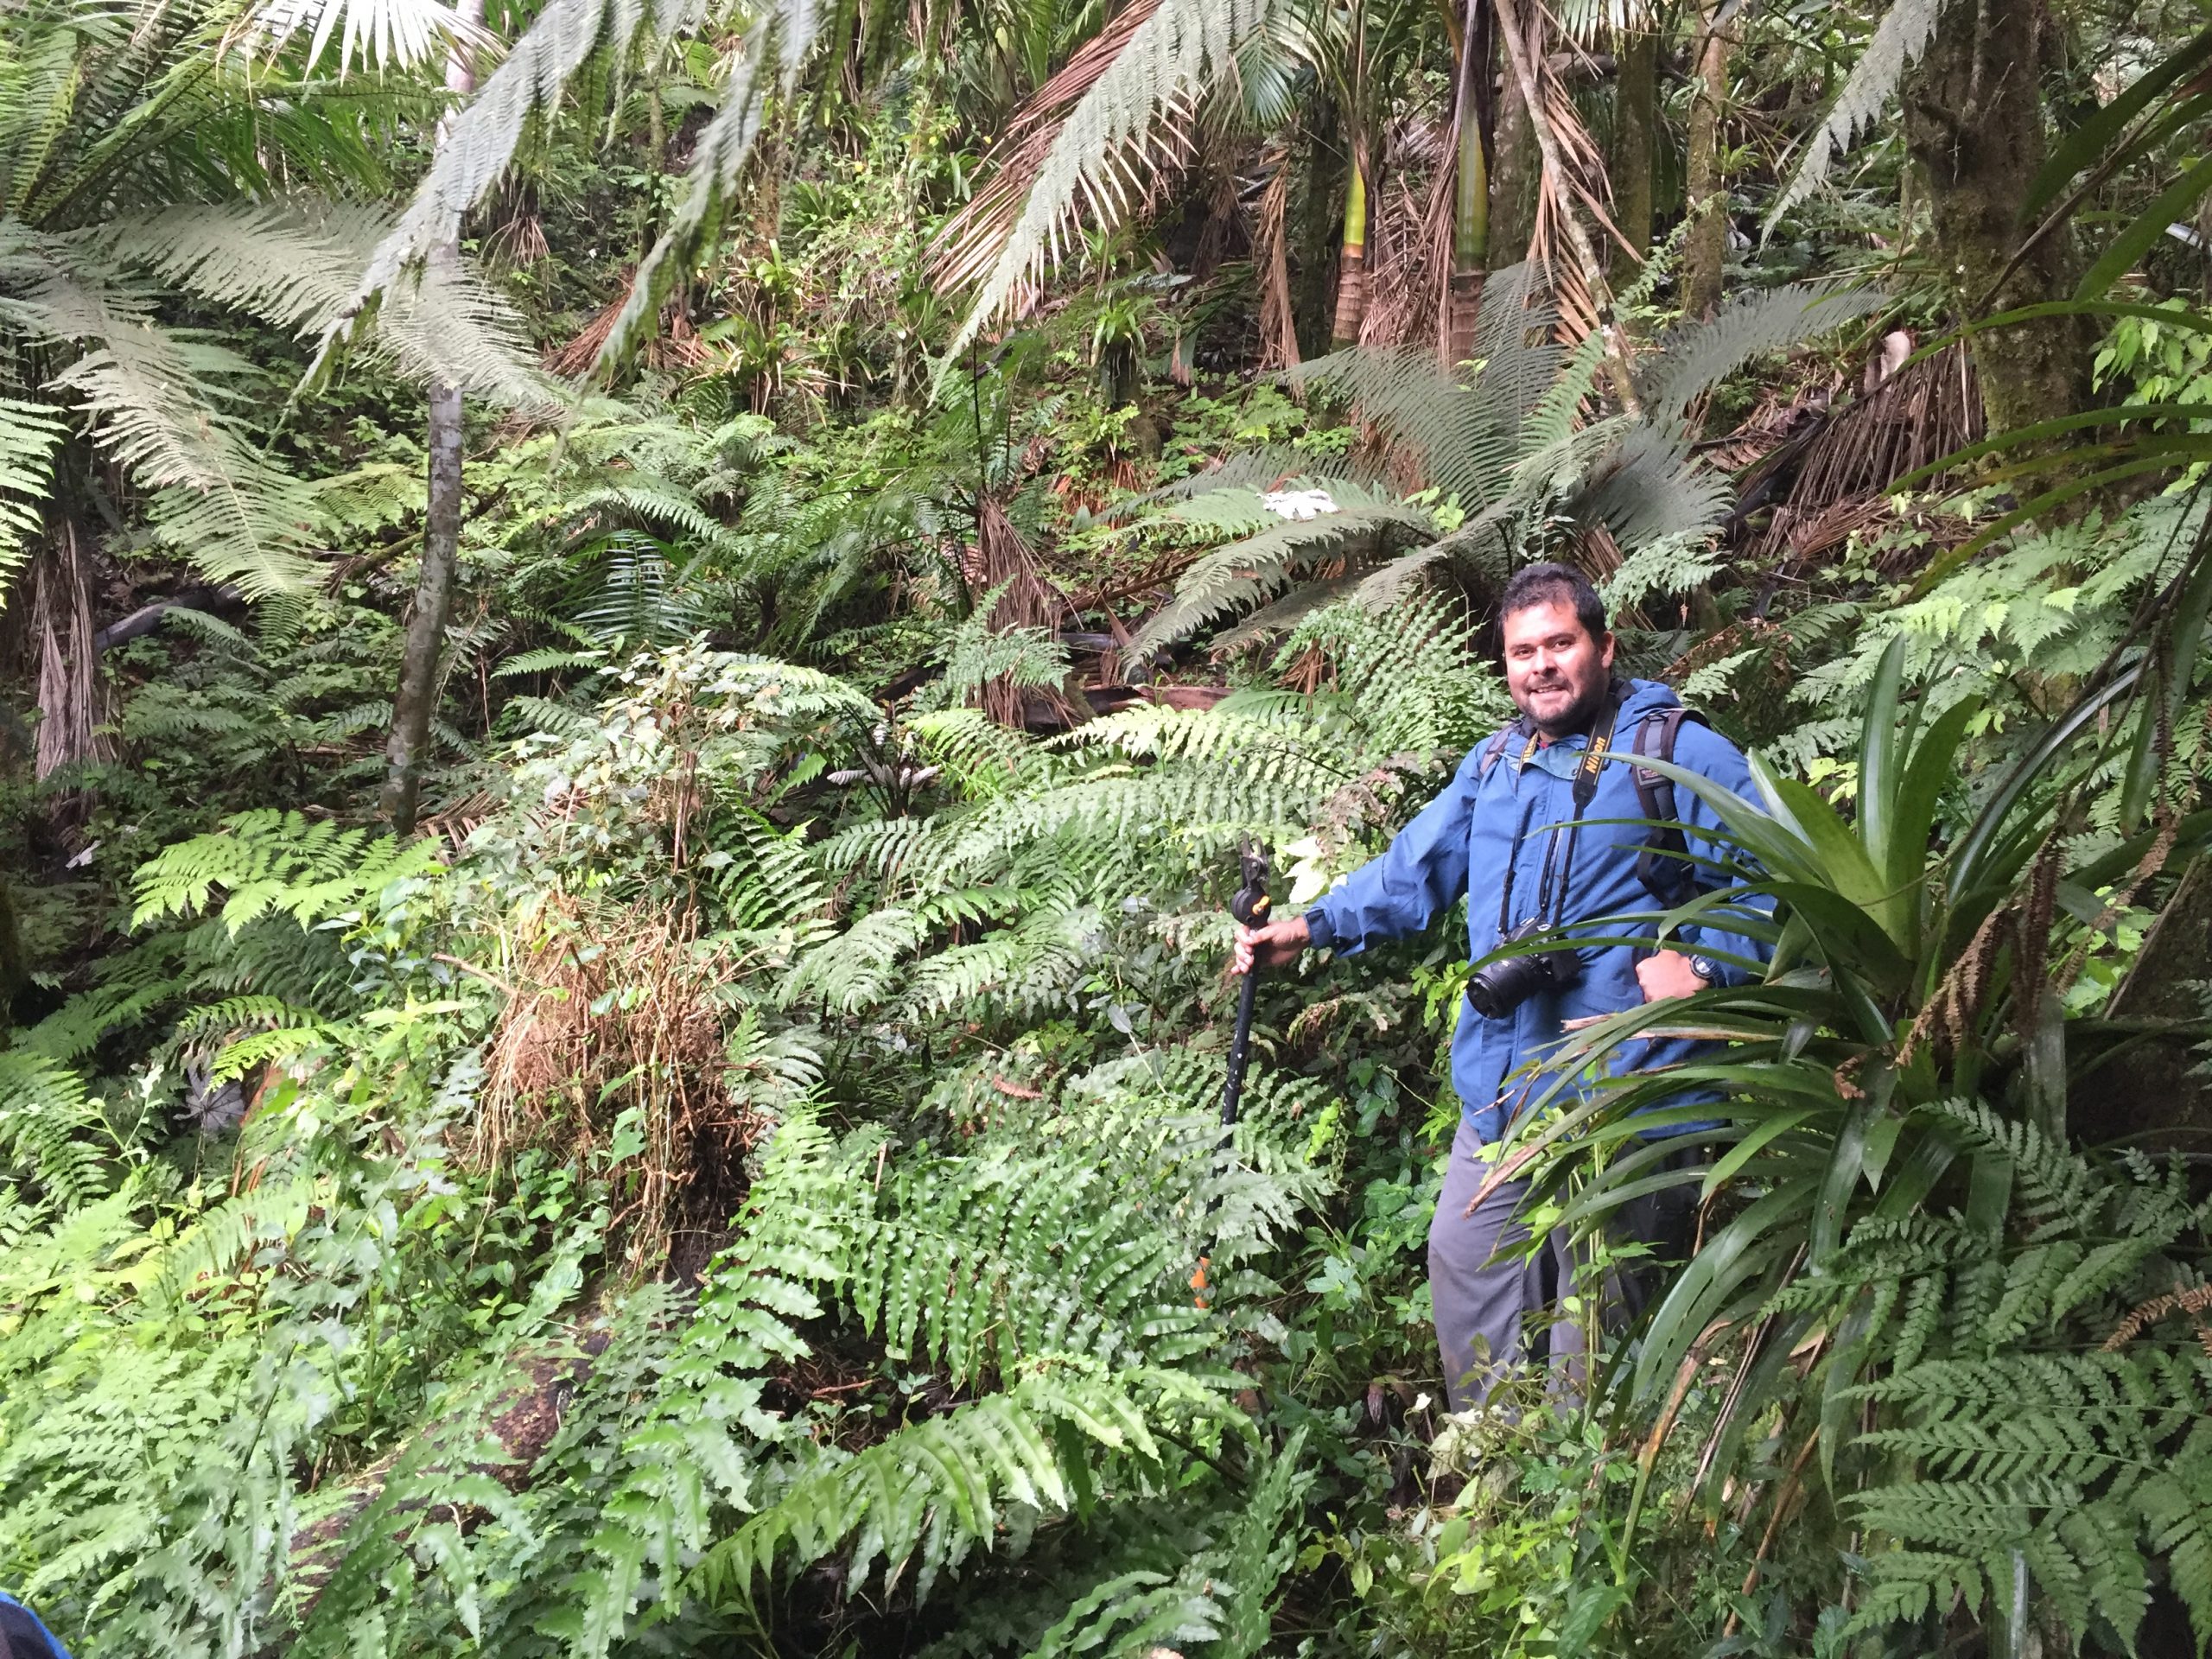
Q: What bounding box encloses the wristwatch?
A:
[1688,954,1719,985]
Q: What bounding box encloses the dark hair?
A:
[1499,560,1608,642]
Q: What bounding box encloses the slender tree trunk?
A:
[1904,0,2092,435]
[1445,0,1489,367]
[1291,113,1344,359]
[382,0,486,835]
[1681,3,1731,320]
[1488,12,1538,265]
[1330,147,1370,348]
[1612,21,1656,273]
[0,874,23,1028]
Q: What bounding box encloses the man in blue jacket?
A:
[1233,563,1767,1409]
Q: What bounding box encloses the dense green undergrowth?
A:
[10,0,2212,1650]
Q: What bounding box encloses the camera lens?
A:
[1466,950,1544,1020]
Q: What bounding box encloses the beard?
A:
[1520,672,1611,739]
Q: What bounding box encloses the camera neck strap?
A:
[1495,686,1624,939]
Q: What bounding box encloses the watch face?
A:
[1690,956,1718,982]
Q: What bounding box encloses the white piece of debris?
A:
[1260,486,1338,521]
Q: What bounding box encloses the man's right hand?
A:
[1233,915,1311,975]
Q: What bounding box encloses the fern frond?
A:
[0,395,63,600]
[1636,283,1882,427]
[130,809,444,933]
[0,1051,110,1207]
[941,0,1291,367]
[1767,0,1953,228]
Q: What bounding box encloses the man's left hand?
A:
[1636,950,1707,1002]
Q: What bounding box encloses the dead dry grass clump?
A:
[480,897,765,1277]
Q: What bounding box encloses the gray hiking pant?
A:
[1429,1117,1694,1412]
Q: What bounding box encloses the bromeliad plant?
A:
[1488,519,2212,1649]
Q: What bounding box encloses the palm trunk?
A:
[1681,3,1730,320]
[1488,15,1538,265]
[1445,0,1489,367]
[1612,21,1656,273]
[382,0,486,835]
[1330,152,1370,348]
[1904,0,2091,435]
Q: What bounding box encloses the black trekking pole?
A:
[1193,841,1271,1310]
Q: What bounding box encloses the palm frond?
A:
[926,0,1188,299]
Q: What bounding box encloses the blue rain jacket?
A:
[1304,677,1770,1146]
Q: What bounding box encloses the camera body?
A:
[1465,918,1584,1020]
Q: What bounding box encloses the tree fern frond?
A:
[941,0,1292,368]
[104,200,559,408]
[1636,283,1882,427]
[20,252,323,594]
[245,0,498,77]
[1767,0,1952,229]
[1129,492,1436,657]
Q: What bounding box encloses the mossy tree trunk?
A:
[1904,0,2093,435]
[1681,3,1731,320]
[1611,20,1657,274]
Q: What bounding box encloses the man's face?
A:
[1502,598,1616,736]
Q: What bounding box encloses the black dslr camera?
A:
[1465,918,1583,1019]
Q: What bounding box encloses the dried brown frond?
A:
[547,280,709,379]
[968,496,1077,728]
[2103,1281,2212,1358]
[480,897,765,1279]
[481,212,550,269]
[1898,900,2009,1071]
[1736,342,1983,572]
[1253,151,1301,373]
[1357,123,1452,356]
[1522,19,1628,345]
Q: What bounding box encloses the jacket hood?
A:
[1614,676,1681,725]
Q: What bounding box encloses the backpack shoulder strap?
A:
[1630,707,1709,906]
[1478,721,1522,779]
